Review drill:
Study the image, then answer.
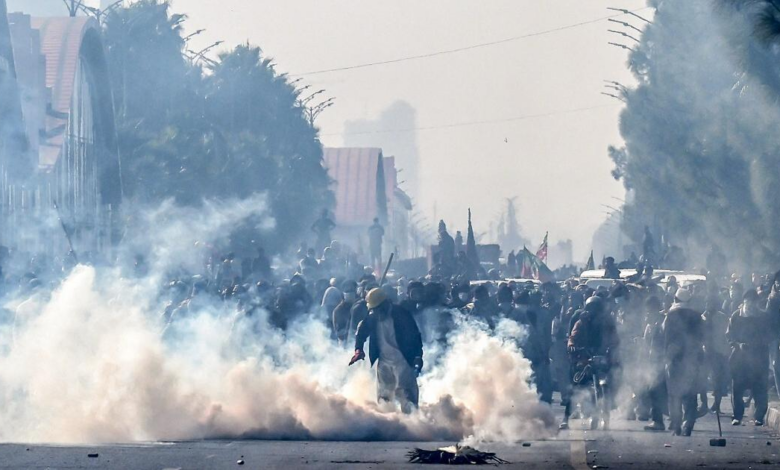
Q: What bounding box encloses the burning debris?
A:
[407,445,509,465]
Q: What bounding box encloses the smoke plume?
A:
[0,195,555,444]
[611,0,780,271]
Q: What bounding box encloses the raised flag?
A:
[466,208,480,266]
[585,250,595,271]
[517,247,555,283]
[536,232,548,262]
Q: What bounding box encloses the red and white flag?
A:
[536,232,548,262]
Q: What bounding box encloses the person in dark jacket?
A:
[349,288,423,413]
[468,284,499,329]
[765,272,780,406]
[642,296,668,431]
[565,296,619,430]
[702,296,730,414]
[333,280,358,345]
[663,288,705,436]
[368,218,385,269]
[603,257,621,280]
[728,289,771,426]
[348,281,376,337]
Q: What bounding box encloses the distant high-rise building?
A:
[343,101,421,201]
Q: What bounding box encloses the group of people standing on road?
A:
[6,206,777,439]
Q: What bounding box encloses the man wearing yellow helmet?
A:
[349,287,423,413]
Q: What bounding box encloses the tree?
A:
[102,0,332,254]
[722,0,780,43]
[611,0,780,270]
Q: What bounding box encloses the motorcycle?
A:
[572,349,611,430]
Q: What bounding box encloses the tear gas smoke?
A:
[0,195,556,444]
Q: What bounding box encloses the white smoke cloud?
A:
[0,195,556,444]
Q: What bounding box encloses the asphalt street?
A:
[0,397,778,469]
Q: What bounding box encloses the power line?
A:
[295,7,652,77]
[321,103,619,137]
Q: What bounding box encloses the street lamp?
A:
[608,29,640,44]
[184,29,206,43]
[608,42,635,52]
[188,41,224,64]
[304,96,335,126]
[607,18,644,35]
[604,80,627,90]
[601,92,625,102]
[607,7,652,24]
[70,0,123,21]
[601,82,627,102]
[300,89,326,107]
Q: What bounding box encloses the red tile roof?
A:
[30,16,96,166]
[323,147,386,227]
[31,16,93,113]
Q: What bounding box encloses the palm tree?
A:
[723,0,780,42]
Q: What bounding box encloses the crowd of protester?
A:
[0,214,778,438]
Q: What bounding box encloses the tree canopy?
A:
[610,0,780,270]
[103,0,333,254]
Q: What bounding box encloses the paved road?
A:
[1,398,778,469]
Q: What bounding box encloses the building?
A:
[323,147,413,259]
[0,0,27,177]
[0,2,121,256]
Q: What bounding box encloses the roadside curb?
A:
[767,404,780,434]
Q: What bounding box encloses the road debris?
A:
[408,445,509,465]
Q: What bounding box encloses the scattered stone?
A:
[588,450,599,454]
[768,442,772,446]
[522,442,531,447]
[87,453,99,458]
[664,444,672,448]
[236,459,244,465]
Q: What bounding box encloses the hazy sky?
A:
[180,0,650,259]
[10,0,649,259]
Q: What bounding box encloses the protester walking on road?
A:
[727,290,771,426]
[663,288,705,436]
[349,288,424,413]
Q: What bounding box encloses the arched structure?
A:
[0,0,29,180]
[0,12,122,255]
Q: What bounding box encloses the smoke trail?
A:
[0,196,556,444]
